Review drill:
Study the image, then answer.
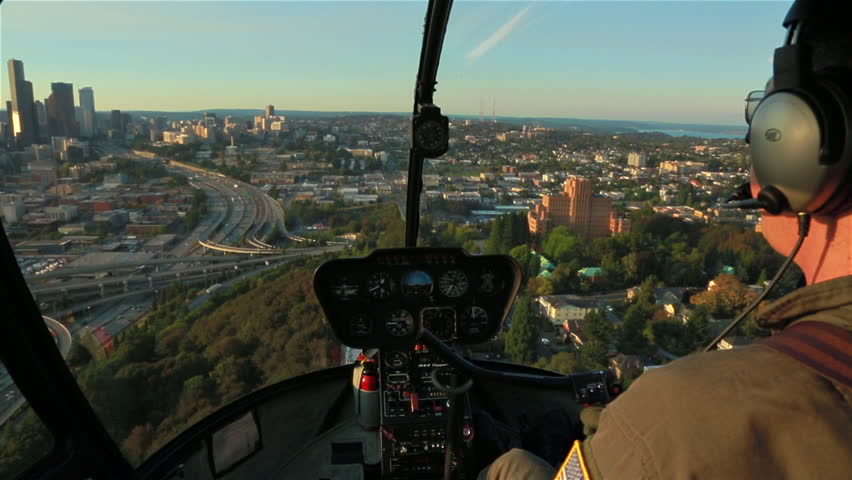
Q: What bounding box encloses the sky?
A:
[1,1,793,126]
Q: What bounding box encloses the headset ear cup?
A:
[748,91,825,212]
[812,73,852,214]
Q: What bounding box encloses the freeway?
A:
[0,317,71,426]
[25,254,276,281]
[31,246,344,299]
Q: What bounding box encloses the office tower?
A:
[265,104,274,118]
[121,113,131,133]
[528,176,628,241]
[7,59,39,147]
[47,82,79,138]
[79,87,96,137]
[5,101,12,134]
[110,110,122,132]
[34,100,48,141]
[203,112,216,128]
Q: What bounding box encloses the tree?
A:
[618,303,654,355]
[533,351,579,375]
[504,296,539,364]
[268,186,280,200]
[690,274,757,317]
[578,341,609,370]
[509,245,538,280]
[584,310,613,345]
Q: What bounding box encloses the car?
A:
[540,338,551,345]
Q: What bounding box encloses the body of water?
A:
[638,129,745,139]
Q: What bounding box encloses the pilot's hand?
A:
[580,406,604,437]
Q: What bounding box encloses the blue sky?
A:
[1,1,792,125]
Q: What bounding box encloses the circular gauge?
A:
[439,270,468,298]
[401,270,433,296]
[367,271,393,300]
[421,307,457,340]
[349,314,371,337]
[477,268,501,295]
[384,351,408,369]
[331,275,359,300]
[385,309,415,337]
[460,306,490,337]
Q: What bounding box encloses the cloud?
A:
[466,5,531,61]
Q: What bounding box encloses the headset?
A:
[733,1,852,215]
[705,1,852,351]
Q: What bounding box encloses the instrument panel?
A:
[314,248,521,348]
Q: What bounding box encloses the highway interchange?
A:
[2,151,341,426]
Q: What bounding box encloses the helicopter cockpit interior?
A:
[0,0,800,478]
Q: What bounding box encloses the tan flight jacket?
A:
[582,275,852,479]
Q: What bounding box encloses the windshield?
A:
[1,0,803,472]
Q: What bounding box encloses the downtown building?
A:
[7,59,39,147]
[78,87,96,137]
[47,82,79,138]
[528,176,630,241]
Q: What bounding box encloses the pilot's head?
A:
[748,1,852,284]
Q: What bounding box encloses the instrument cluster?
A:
[314,248,521,348]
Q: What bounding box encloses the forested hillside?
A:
[72,257,334,466]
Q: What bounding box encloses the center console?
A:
[378,344,471,478]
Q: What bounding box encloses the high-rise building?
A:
[79,87,96,137]
[110,110,122,132]
[528,176,628,241]
[47,82,79,138]
[121,113,131,133]
[265,104,275,118]
[203,112,217,128]
[33,100,48,142]
[4,101,13,136]
[7,59,39,147]
[627,152,647,168]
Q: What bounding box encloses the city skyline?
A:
[2,1,792,125]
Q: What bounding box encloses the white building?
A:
[627,152,647,168]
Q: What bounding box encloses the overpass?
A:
[25,254,280,281]
[198,239,283,255]
[29,254,297,297]
[30,246,344,300]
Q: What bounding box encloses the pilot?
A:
[479,2,852,479]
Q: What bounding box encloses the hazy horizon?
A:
[2,1,792,126]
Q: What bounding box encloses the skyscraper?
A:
[110,110,122,132]
[47,82,79,138]
[5,101,12,133]
[34,100,48,141]
[7,59,39,147]
[265,104,275,118]
[79,87,96,137]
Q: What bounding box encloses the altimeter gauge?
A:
[367,271,393,300]
[438,270,468,298]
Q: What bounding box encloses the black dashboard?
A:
[313,248,521,349]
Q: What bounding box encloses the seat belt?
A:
[756,321,852,389]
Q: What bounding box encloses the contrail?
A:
[466,5,531,61]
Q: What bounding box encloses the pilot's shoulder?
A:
[621,345,801,405]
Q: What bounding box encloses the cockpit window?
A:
[420,0,799,373]
[2,0,414,466]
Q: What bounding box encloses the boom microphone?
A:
[719,198,766,210]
